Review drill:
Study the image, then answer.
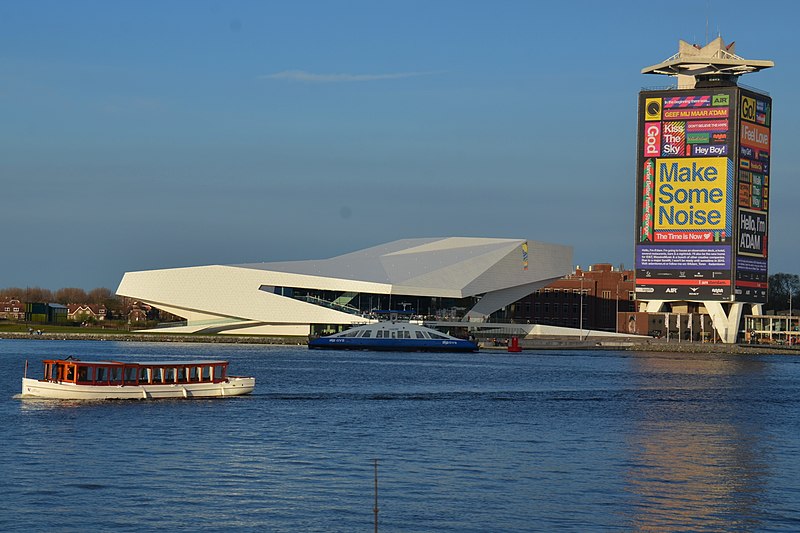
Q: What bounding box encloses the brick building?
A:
[511,264,636,332]
[0,299,25,320]
[67,304,107,322]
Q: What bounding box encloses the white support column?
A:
[642,300,760,343]
[644,300,667,313]
[704,301,746,344]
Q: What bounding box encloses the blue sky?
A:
[1,0,798,291]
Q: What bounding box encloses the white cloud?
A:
[260,70,437,83]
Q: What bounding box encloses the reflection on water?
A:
[626,422,767,532]
[625,355,769,532]
[17,398,108,410]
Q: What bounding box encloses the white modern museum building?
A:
[116,237,573,336]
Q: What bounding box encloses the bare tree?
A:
[88,287,113,304]
[55,287,88,305]
[0,287,27,300]
[23,287,54,303]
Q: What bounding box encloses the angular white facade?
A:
[116,237,572,336]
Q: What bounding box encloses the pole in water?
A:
[373,458,379,533]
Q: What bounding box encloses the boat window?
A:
[189,366,199,381]
[76,366,91,383]
[202,366,211,381]
[177,367,187,382]
[343,330,359,337]
[164,367,176,383]
[360,330,371,338]
[415,331,426,339]
[403,331,411,339]
[78,366,92,383]
[109,367,122,385]
[151,368,163,384]
[214,365,226,380]
[96,367,108,383]
[66,365,75,382]
[124,367,138,384]
[391,331,396,339]
[428,332,448,339]
[139,367,149,384]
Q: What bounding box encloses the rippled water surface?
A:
[2,340,800,531]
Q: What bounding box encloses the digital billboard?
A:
[635,87,771,303]
[734,89,771,302]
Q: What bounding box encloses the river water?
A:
[1,340,799,532]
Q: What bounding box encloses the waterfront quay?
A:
[1,330,797,355]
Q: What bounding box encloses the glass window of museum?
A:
[265,263,636,334]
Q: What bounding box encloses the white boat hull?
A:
[20,376,255,400]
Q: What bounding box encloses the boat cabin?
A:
[39,359,230,386]
[337,327,453,340]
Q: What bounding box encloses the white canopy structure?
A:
[116,237,572,336]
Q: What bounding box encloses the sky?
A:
[1,0,798,291]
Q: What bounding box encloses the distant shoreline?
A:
[0,331,303,345]
[1,331,797,355]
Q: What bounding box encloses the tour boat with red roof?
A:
[20,357,255,400]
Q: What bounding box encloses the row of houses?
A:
[0,299,154,324]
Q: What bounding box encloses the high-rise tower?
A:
[635,38,773,343]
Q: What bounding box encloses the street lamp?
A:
[579,276,584,341]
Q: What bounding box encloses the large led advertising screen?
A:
[734,89,771,302]
[635,87,771,303]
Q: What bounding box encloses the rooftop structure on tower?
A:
[641,36,774,89]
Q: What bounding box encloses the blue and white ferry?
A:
[308,313,478,352]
